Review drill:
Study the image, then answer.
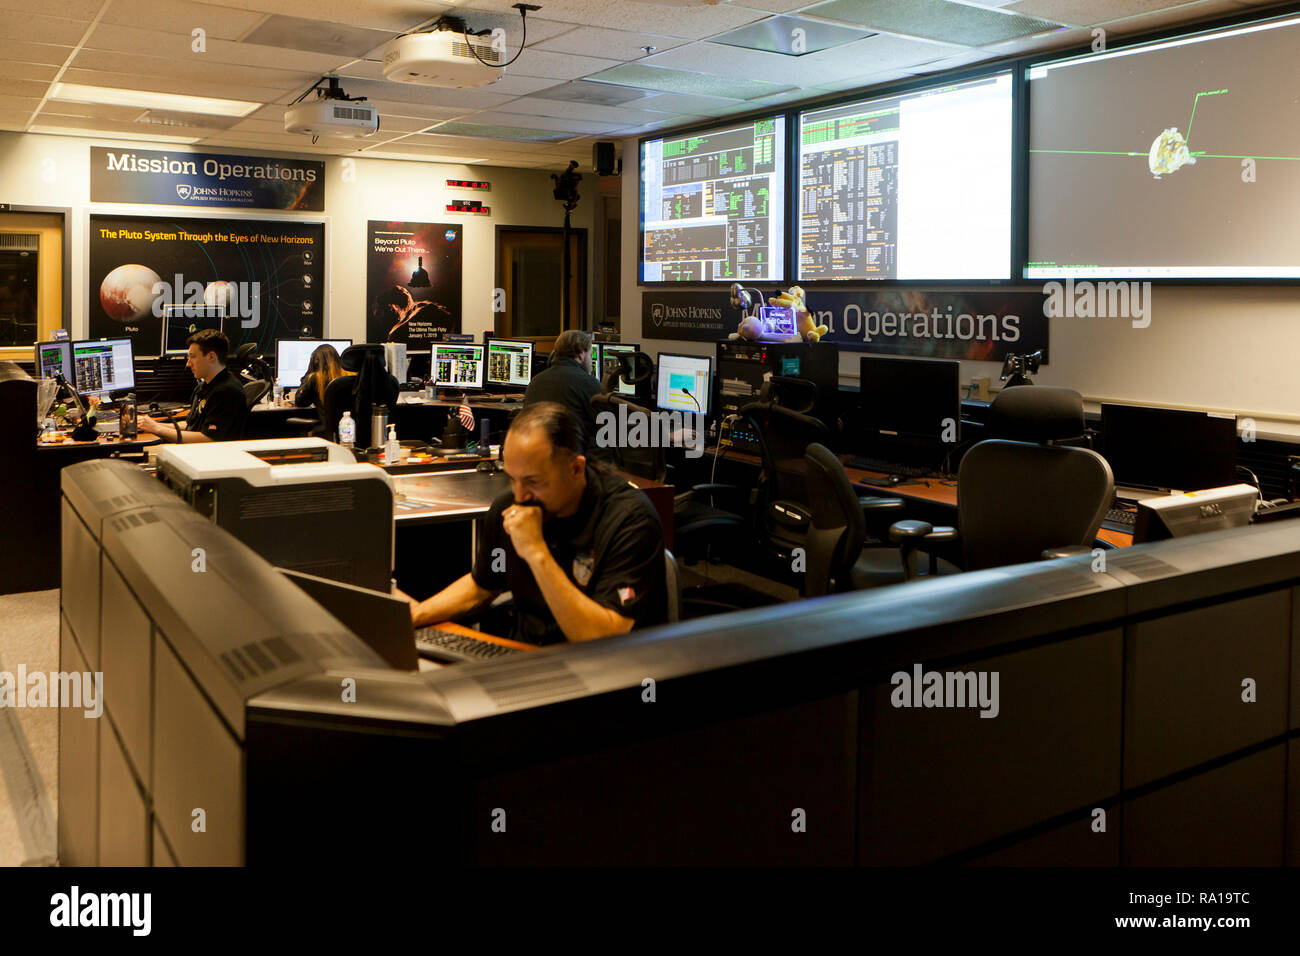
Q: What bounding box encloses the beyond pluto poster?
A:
[88,214,325,357]
[365,221,462,351]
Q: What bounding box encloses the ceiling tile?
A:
[1007,0,1196,27]
[1095,0,1258,33]
[0,39,77,67]
[0,0,101,17]
[585,62,798,100]
[446,0,769,40]
[501,48,626,81]
[634,92,746,114]
[81,24,355,74]
[712,15,874,55]
[243,14,398,57]
[191,0,452,33]
[734,0,825,12]
[464,109,626,133]
[0,95,43,113]
[532,26,688,59]
[6,63,60,84]
[806,0,1065,44]
[4,80,54,101]
[58,66,293,103]
[0,11,93,46]
[488,96,671,125]
[99,0,267,40]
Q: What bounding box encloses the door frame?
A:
[0,203,72,360]
[493,224,588,344]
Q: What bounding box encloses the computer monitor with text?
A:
[433,344,485,390]
[72,338,136,397]
[35,341,73,382]
[485,339,534,388]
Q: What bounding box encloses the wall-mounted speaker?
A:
[593,141,619,176]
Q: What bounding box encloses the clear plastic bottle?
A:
[386,423,400,465]
[338,410,356,448]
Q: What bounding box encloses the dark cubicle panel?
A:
[61,458,1300,866]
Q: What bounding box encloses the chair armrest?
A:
[858,495,905,514]
[1041,545,1094,560]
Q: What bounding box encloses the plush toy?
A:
[729,284,829,344]
[770,285,829,343]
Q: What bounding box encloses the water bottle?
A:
[386,424,400,466]
[121,392,138,439]
[273,384,284,406]
[338,410,356,448]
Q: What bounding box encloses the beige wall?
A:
[0,130,594,347]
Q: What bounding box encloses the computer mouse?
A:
[886,474,904,486]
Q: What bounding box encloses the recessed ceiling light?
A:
[50,83,260,118]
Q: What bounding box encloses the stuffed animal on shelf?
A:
[728,284,829,343]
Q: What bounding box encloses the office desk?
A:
[393,469,509,526]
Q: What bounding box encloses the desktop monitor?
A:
[656,352,712,416]
[1101,403,1237,493]
[485,338,534,388]
[275,339,352,389]
[600,343,641,396]
[71,338,136,397]
[433,343,485,390]
[35,341,73,382]
[857,356,960,464]
[164,303,225,355]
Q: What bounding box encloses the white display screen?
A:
[797,73,1012,281]
[486,340,533,387]
[1027,14,1300,278]
[275,339,352,389]
[656,353,712,416]
[433,344,484,389]
[641,115,786,283]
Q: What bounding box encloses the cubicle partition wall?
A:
[62,459,1300,866]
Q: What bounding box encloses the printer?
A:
[155,438,395,591]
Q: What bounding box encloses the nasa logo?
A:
[444,229,457,242]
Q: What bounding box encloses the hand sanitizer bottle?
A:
[338,410,356,448]
[386,423,400,465]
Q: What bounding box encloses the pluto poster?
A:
[366,221,461,351]
[89,214,325,357]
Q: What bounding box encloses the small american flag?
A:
[457,401,475,431]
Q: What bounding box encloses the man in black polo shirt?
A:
[523,329,601,453]
[138,329,249,443]
[406,402,667,644]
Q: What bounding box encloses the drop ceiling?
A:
[0,0,1290,171]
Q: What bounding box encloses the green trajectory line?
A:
[1186,88,1227,145]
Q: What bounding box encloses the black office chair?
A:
[322,345,399,447]
[890,386,1114,578]
[801,442,937,594]
[664,549,682,625]
[242,379,271,409]
[742,378,905,593]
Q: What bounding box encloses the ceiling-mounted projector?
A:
[285,77,379,137]
[382,30,505,88]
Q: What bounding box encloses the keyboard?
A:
[844,456,937,478]
[414,626,523,663]
[1102,507,1137,532]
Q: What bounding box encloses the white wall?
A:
[0,130,594,346]
[617,137,1300,426]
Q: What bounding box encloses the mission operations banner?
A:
[642,289,1049,362]
[91,147,325,211]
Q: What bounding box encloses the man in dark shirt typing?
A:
[138,329,249,443]
[406,402,667,644]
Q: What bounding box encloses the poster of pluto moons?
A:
[89,214,325,357]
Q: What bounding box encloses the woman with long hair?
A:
[294,344,351,408]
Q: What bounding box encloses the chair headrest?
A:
[986,385,1085,443]
[340,343,385,372]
